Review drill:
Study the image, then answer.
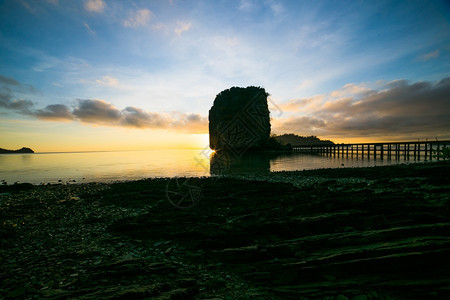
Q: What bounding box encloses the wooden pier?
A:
[292,140,450,161]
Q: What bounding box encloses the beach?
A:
[1,161,449,299]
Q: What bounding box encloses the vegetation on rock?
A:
[273,133,334,146]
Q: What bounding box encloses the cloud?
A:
[0,97,33,112]
[0,75,35,113]
[329,83,371,98]
[152,23,166,31]
[0,75,36,93]
[238,0,283,15]
[174,21,191,35]
[274,78,450,140]
[238,0,255,12]
[266,0,283,15]
[168,112,207,133]
[121,106,168,128]
[71,99,207,132]
[18,0,37,14]
[0,75,20,87]
[83,23,96,36]
[95,75,119,87]
[33,104,74,121]
[123,9,152,28]
[0,75,207,133]
[278,95,325,113]
[73,99,121,124]
[272,116,325,133]
[84,0,105,13]
[419,49,440,61]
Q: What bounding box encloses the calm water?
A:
[0,149,421,184]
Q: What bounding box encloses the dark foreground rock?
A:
[1,161,449,299]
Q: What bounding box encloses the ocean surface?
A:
[0,149,425,184]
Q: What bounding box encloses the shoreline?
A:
[0,159,435,187]
[1,161,449,298]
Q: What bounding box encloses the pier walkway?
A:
[292,140,450,160]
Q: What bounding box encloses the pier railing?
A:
[292,140,450,160]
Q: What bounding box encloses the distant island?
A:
[273,134,335,146]
[0,147,34,154]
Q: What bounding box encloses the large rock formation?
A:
[209,86,270,155]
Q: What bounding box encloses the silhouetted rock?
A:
[0,147,34,154]
[209,86,270,155]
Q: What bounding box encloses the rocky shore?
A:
[1,161,449,299]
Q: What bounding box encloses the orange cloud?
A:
[84,0,105,13]
[34,99,208,133]
[273,78,450,141]
[123,9,152,28]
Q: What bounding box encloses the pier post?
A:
[403,144,407,160]
[414,143,417,160]
[436,142,440,160]
[395,144,399,160]
[380,144,384,160]
[394,144,396,159]
[429,143,433,160]
[418,144,421,160]
[407,144,410,160]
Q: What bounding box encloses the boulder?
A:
[209,86,270,155]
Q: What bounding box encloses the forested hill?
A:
[273,134,335,146]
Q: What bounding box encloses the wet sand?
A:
[1,161,449,299]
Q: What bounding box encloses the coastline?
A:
[1,161,449,298]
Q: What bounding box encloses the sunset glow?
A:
[1,0,449,152]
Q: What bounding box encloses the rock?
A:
[209,86,270,155]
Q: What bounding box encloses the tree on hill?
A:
[272,134,334,146]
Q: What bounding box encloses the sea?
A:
[0,149,426,185]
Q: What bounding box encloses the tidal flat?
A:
[1,161,449,299]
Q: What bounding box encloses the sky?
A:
[0,0,449,152]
